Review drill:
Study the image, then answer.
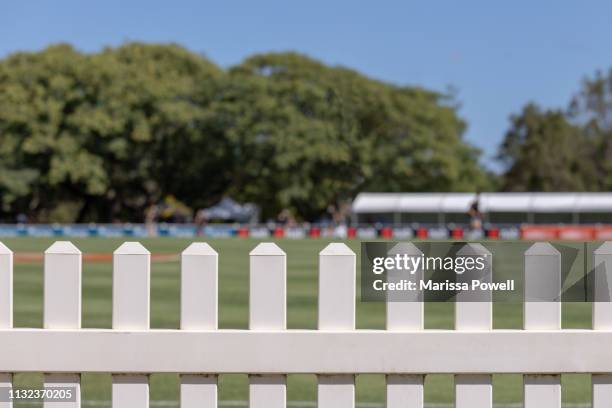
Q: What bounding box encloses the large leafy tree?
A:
[0,43,221,221]
[0,46,490,222]
[499,69,612,193]
[220,53,490,219]
[568,69,612,190]
[497,103,597,191]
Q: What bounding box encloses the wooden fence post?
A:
[385,242,424,408]
[524,242,561,408]
[249,243,286,408]
[593,241,612,407]
[0,242,12,408]
[43,241,82,408]
[112,242,150,408]
[455,243,492,408]
[318,243,355,408]
[180,243,218,408]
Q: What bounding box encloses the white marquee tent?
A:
[351,192,612,225]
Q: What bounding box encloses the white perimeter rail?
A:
[0,241,612,408]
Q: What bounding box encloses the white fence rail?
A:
[0,241,612,408]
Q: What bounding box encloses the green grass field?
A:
[0,237,594,407]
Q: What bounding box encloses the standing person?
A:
[145,203,159,237]
[194,209,208,236]
[16,213,28,224]
[468,192,483,231]
[276,209,295,227]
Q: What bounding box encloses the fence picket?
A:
[523,242,561,408]
[249,243,286,408]
[318,243,355,408]
[454,243,492,408]
[593,241,612,407]
[0,242,12,408]
[112,242,150,408]
[0,243,11,329]
[385,242,424,408]
[180,243,218,408]
[0,373,10,408]
[43,241,82,408]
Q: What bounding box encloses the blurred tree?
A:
[568,69,612,190]
[498,103,597,191]
[0,43,221,221]
[220,52,491,219]
[0,46,489,222]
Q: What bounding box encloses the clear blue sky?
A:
[2,1,611,170]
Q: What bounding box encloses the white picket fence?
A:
[0,240,612,408]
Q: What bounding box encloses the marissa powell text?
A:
[360,241,604,302]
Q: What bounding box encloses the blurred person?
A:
[194,209,208,236]
[276,208,295,227]
[144,203,159,237]
[468,193,483,231]
[16,213,28,224]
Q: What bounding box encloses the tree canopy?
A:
[0,43,222,222]
[0,43,491,222]
[497,69,612,193]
